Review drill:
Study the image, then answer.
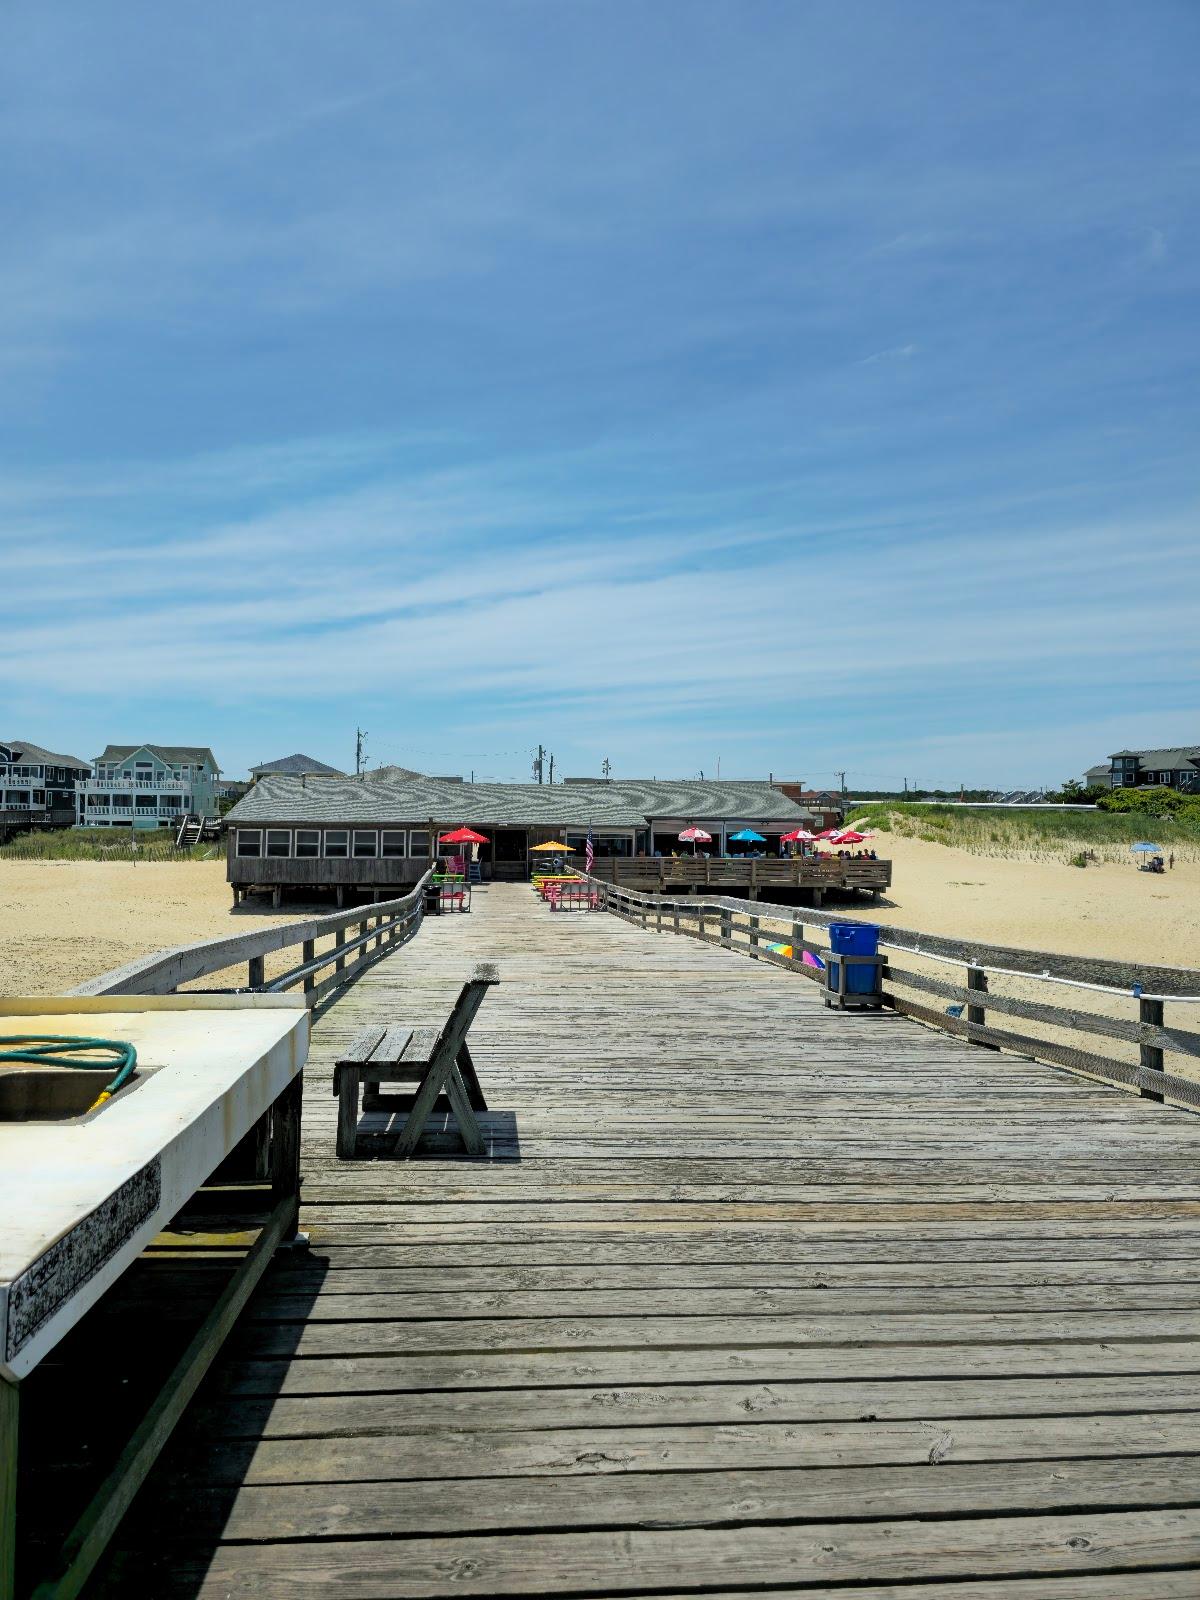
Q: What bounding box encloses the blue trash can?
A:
[827,922,880,995]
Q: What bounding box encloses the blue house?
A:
[77,744,222,830]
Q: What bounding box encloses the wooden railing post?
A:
[791,919,803,967]
[302,939,315,996]
[656,899,663,934]
[748,913,759,959]
[697,902,706,941]
[1140,996,1165,1102]
[248,955,264,989]
[966,966,987,1035]
[673,901,680,934]
[334,927,346,973]
[720,907,732,948]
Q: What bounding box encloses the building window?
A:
[266,829,291,857]
[324,830,349,858]
[353,830,378,858]
[295,829,321,858]
[136,793,158,808]
[237,830,262,858]
[409,830,430,858]
[381,830,407,858]
[1160,773,1171,784]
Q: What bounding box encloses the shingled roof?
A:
[250,753,346,778]
[95,744,220,770]
[0,739,90,771]
[225,773,815,829]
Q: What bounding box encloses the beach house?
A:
[1096,747,1200,793]
[77,744,222,830]
[0,740,90,839]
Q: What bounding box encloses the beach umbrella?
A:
[1130,841,1163,853]
[830,829,868,845]
[729,828,765,843]
[679,825,712,855]
[531,839,571,853]
[780,828,816,842]
[438,827,489,845]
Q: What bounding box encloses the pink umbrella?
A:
[678,826,712,856]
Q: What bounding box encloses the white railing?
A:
[78,777,190,793]
[79,807,185,822]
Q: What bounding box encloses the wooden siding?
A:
[228,855,428,888]
[91,881,1200,1597]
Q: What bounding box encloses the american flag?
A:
[585,826,595,873]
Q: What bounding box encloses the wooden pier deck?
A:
[98,883,1200,1597]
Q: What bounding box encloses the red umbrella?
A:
[830,828,868,845]
[780,828,816,843]
[678,825,711,856]
[438,827,489,845]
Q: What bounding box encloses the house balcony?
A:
[78,778,190,794]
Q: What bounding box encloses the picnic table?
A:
[547,880,601,911]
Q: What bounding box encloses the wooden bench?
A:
[332,963,498,1159]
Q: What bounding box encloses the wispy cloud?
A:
[2,3,1198,784]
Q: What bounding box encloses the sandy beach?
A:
[1,838,1197,996]
[867,832,1200,970]
[0,861,296,995]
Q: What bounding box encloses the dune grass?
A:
[0,828,221,862]
[850,802,1200,864]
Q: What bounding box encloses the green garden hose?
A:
[0,1035,138,1110]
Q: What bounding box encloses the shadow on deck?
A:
[83,882,1200,1599]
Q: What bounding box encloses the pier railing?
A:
[72,871,432,1006]
[576,873,1200,1113]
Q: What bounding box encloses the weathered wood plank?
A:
[92,880,1200,1600]
[102,1508,1200,1597]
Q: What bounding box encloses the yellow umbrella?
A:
[531,839,571,853]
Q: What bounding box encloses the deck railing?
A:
[72,870,433,1006]
[575,872,1200,1114]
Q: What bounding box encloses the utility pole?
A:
[836,769,847,796]
[532,745,545,784]
[903,776,908,796]
[548,752,555,785]
[601,757,611,779]
[355,728,367,776]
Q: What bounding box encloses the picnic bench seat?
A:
[332,963,498,1159]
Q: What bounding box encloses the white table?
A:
[0,994,309,1600]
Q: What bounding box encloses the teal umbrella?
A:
[729,829,765,842]
[1131,841,1163,853]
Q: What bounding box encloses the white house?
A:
[77,744,222,830]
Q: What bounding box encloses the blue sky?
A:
[3,2,1198,788]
